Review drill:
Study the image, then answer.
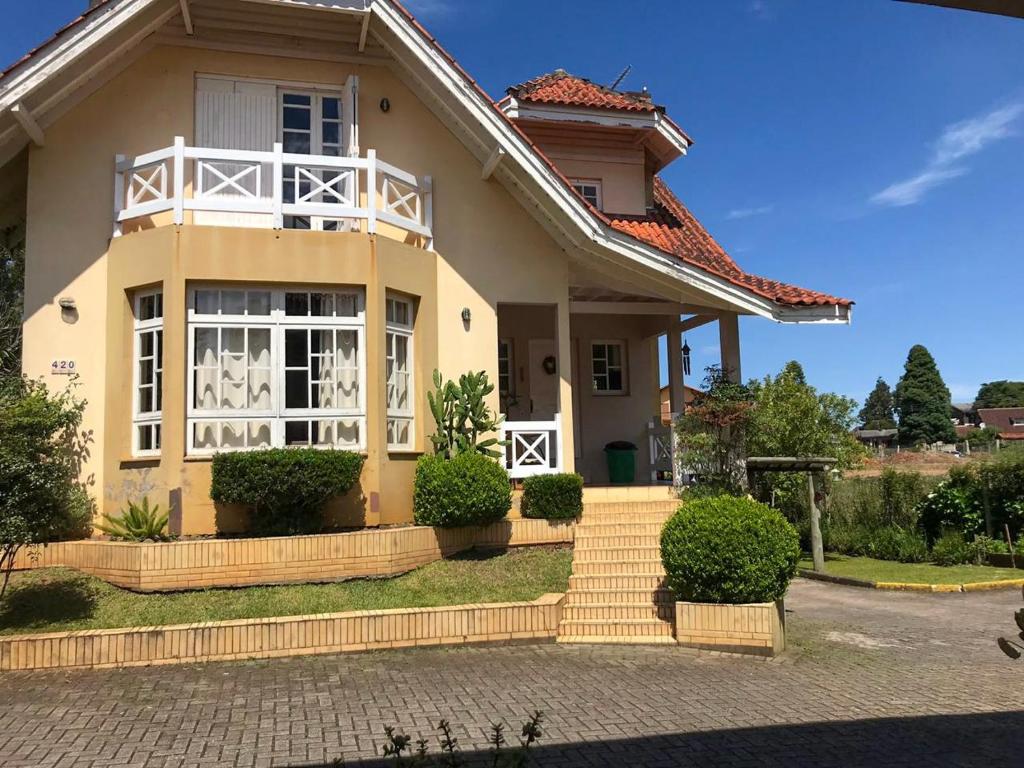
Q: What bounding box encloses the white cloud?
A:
[726,205,774,220]
[871,102,1023,207]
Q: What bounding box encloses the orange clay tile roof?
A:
[608,178,853,308]
[507,70,659,113]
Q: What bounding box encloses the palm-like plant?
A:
[97,497,170,542]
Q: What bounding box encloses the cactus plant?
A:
[426,369,507,459]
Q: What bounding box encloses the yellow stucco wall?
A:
[533,143,647,216]
[22,44,666,533]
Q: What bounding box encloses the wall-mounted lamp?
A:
[461,307,472,323]
[58,296,78,324]
[380,97,391,113]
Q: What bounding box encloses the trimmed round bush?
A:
[931,530,972,566]
[210,448,364,536]
[521,473,583,520]
[660,496,800,604]
[414,452,512,528]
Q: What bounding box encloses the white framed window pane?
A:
[247,291,271,316]
[195,289,219,315]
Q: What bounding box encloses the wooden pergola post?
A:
[808,471,825,572]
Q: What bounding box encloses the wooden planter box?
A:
[675,599,785,657]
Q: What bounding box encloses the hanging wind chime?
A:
[682,338,692,377]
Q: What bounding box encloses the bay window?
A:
[132,290,163,456]
[187,286,365,454]
[385,295,415,450]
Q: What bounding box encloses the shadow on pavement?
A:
[308,710,1024,767]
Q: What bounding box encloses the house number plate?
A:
[51,359,76,376]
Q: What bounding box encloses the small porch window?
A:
[132,289,163,456]
[386,294,415,450]
[497,338,514,398]
[591,341,626,395]
[570,179,602,209]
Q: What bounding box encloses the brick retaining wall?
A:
[0,594,566,672]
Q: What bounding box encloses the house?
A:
[977,408,1024,441]
[0,0,852,536]
[951,402,979,438]
[853,429,899,450]
[658,384,702,426]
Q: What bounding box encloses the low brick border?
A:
[799,569,1024,593]
[0,593,566,672]
[674,600,785,657]
[13,519,575,592]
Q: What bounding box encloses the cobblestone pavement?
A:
[1,579,1022,767]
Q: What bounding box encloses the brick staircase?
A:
[557,500,678,645]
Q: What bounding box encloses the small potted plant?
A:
[661,495,800,656]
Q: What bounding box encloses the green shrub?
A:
[829,470,935,533]
[521,474,583,520]
[1,376,94,599]
[413,452,511,528]
[210,449,364,536]
[660,495,800,604]
[916,475,984,544]
[932,530,972,566]
[970,534,1009,563]
[978,450,1024,537]
[865,526,929,563]
[97,497,170,542]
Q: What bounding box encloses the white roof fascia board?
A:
[238,0,370,14]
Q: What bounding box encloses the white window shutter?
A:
[343,74,360,157]
[194,78,277,227]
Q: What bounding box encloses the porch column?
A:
[556,296,575,473]
[719,312,741,384]
[667,322,685,416]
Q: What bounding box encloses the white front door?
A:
[528,339,558,421]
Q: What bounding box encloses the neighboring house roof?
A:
[507,70,658,114]
[609,179,852,307]
[951,402,976,413]
[899,1,1024,18]
[977,407,1024,434]
[0,0,853,322]
[853,429,899,439]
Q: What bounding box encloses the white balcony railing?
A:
[501,419,563,479]
[113,137,432,244]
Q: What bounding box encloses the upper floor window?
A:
[571,179,602,209]
[187,286,365,455]
[133,290,163,456]
[591,341,626,395]
[1011,418,1024,427]
[386,295,415,450]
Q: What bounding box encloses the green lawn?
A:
[0,546,573,637]
[800,553,1024,585]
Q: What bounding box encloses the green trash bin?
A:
[604,441,638,484]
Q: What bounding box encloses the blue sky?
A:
[3,0,1023,407]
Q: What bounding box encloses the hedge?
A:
[210,448,365,536]
[660,495,800,604]
[413,452,511,528]
[521,474,583,520]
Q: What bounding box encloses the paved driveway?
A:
[1,579,1021,767]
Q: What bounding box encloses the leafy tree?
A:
[675,366,754,494]
[0,376,94,600]
[746,361,865,529]
[0,228,25,376]
[894,345,957,445]
[859,377,897,430]
[976,380,1024,409]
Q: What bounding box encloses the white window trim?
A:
[386,294,415,451]
[570,178,602,210]
[498,337,514,398]
[132,288,163,458]
[186,285,368,456]
[591,339,627,396]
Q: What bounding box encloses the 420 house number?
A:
[51,359,76,375]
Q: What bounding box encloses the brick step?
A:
[573,546,663,562]
[572,560,666,576]
[583,501,678,513]
[571,535,663,549]
[556,618,675,638]
[575,523,667,537]
[562,604,676,621]
[580,508,675,520]
[569,574,667,591]
[564,588,675,606]
[556,634,677,646]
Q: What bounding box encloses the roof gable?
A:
[508,70,658,114]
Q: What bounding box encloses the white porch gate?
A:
[501,419,562,479]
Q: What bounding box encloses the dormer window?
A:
[571,179,602,210]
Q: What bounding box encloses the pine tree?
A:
[859,377,896,430]
[975,381,1024,409]
[894,345,956,445]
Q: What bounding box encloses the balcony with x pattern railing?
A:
[113,137,433,246]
